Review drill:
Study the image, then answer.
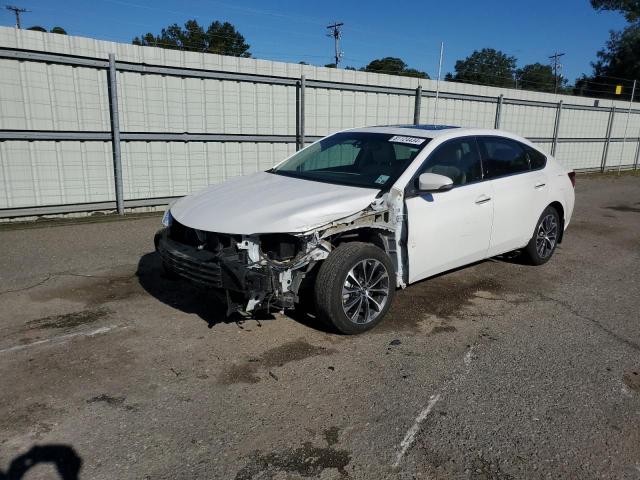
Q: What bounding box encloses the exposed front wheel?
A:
[524,206,560,265]
[314,242,395,334]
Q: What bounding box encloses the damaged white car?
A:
[155,125,575,334]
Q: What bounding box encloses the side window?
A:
[527,146,547,170]
[477,137,530,178]
[418,137,482,186]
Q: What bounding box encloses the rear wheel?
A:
[314,242,395,334]
[524,206,560,265]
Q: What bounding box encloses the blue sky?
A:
[1,0,629,82]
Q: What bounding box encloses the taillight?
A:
[568,171,576,188]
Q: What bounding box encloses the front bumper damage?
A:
[155,193,403,315]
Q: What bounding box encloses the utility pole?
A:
[433,41,444,124]
[549,52,565,94]
[5,5,29,29]
[326,21,344,67]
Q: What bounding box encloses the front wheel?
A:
[314,242,395,334]
[524,206,560,265]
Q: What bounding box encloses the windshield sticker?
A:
[375,174,390,185]
[388,135,426,145]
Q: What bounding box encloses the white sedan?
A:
[156,125,575,334]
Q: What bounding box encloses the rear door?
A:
[477,136,548,256]
[405,137,494,283]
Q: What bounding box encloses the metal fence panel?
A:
[0,140,114,208]
[1,26,639,218]
[120,141,295,200]
[424,98,497,129]
[555,141,606,171]
[559,108,613,138]
[501,103,557,138]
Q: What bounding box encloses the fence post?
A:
[295,75,305,150]
[107,53,124,215]
[634,136,640,170]
[413,85,422,125]
[494,94,504,129]
[551,100,563,157]
[600,106,616,172]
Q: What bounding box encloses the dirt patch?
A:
[24,308,110,331]
[380,273,504,332]
[606,204,640,214]
[0,402,62,436]
[431,325,457,334]
[469,452,513,480]
[570,220,620,237]
[87,394,138,411]
[235,442,350,479]
[32,273,142,307]
[324,426,340,446]
[623,371,640,393]
[218,339,336,385]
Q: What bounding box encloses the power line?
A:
[326,21,343,67]
[5,4,29,29]
[549,52,565,94]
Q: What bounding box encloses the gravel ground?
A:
[0,174,639,480]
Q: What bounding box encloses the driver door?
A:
[405,137,494,283]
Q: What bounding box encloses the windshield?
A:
[271,132,430,189]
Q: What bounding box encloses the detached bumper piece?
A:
[157,232,224,288]
[154,227,273,313]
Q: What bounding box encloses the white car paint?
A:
[406,180,494,283]
[171,170,380,234]
[161,125,575,317]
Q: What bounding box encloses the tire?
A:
[314,242,395,334]
[524,206,560,265]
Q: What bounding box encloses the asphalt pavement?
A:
[0,173,639,479]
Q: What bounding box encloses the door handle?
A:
[475,195,491,205]
[535,183,546,189]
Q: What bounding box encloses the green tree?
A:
[448,48,516,88]
[516,63,560,92]
[578,1,640,99]
[27,25,67,34]
[590,0,640,22]
[362,57,429,78]
[133,19,251,57]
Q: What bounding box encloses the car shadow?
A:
[0,444,81,480]
[137,252,330,331]
[492,249,530,265]
[136,252,258,328]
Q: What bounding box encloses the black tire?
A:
[524,206,560,265]
[314,242,395,334]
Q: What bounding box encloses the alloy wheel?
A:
[536,213,558,259]
[341,258,390,324]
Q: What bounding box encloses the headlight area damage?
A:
[154,193,405,316]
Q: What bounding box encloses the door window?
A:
[527,146,547,170]
[477,137,530,179]
[418,137,483,186]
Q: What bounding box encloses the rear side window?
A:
[527,146,547,170]
[477,137,530,179]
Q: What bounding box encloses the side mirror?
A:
[416,172,454,192]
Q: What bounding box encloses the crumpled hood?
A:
[170,171,379,234]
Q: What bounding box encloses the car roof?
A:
[346,124,518,140]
